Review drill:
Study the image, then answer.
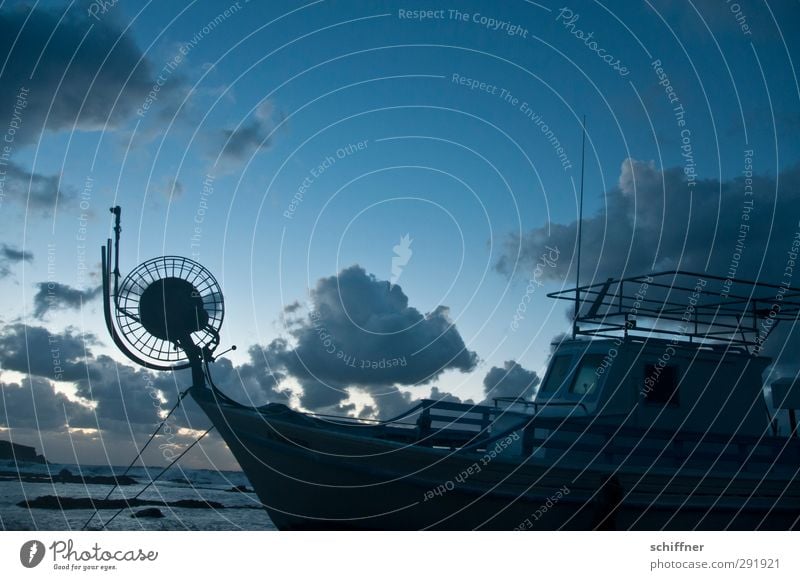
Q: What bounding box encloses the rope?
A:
[80,389,190,530]
[95,425,215,530]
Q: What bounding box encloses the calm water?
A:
[0,460,276,531]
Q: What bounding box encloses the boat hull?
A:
[190,388,800,530]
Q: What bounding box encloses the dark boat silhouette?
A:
[100,207,800,530]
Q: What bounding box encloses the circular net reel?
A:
[114,256,224,368]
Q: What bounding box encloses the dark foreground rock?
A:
[56,468,138,486]
[18,495,224,510]
[0,468,137,486]
[226,484,253,493]
[131,508,165,518]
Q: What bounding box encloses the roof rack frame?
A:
[547,270,800,352]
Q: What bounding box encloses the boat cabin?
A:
[532,337,771,437]
[487,270,800,449]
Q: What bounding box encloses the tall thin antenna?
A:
[574,115,586,339]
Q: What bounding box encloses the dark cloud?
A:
[72,353,190,430]
[496,158,800,285]
[213,101,279,168]
[282,301,302,314]
[367,385,415,420]
[0,162,69,210]
[481,361,540,405]
[430,385,473,406]
[32,282,101,318]
[0,267,477,460]
[0,244,33,277]
[270,265,478,414]
[0,5,168,145]
[0,324,286,434]
[0,324,193,436]
[0,376,94,430]
[1,245,33,263]
[496,158,800,404]
[0,324,93,382]
[197,266,478,416]
[209,344,292,408]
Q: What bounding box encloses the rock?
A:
[226,484,252,493]
[19,495,225,510]
[131,508,165,519]
[171,499,224,509]
[55,469,137,486]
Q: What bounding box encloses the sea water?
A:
[0,460,276,531]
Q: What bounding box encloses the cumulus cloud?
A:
[32,282,101,318]
[193,266,478,417]
[496,158,800,398]
[429,385,473,405]
[481,361,540,405]
[0,324,288,435]
[0,324,93,382]
[496,158,800,285]
[209,343,292,408]
[0,376,94,430]
[0,5,172,145]
[269,265,478,415]
[0,266,477,460]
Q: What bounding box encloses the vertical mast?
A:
[574,116,586,339]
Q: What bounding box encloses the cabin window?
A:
[643,364,679,405]
[540,355,573,393]
[568,354,605,396]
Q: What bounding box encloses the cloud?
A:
[0,324,287,433]
[429,385,473,405]
[496,158,800,285]
[0,162,70,211]
[481,360,540,404]
[213,266,478,416]
[71,353,190,430]
[0,244,33,277]
[282,301,302,314]
[209,343,292,408]
[1,245,33,263]
[0,5,171,145]
[32,282,101,318]
[495,158,800,405]
[0,324,93,382]
[0,266,477,460]
[270,265,478,415]
[212,100,279,168]
[153,176,184,200]
[0,327,182,435]
[0,376,94,430]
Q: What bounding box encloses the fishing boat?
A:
[100,207,800,530]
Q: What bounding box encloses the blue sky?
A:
[1,0,798,467]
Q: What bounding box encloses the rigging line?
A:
[96,426,215,530]
[80,389,191,530]
[574,115,587,338]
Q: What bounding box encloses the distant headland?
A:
[0,440,47,464]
